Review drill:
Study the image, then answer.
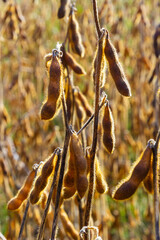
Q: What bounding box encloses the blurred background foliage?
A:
[0,0,159,239]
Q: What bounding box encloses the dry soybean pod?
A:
[63,148,76,188]
[86,147,108,194]
[153,24,160,58]
[30,151,58,204]
[92,30,106,88]
[41,49,63,120]
[62,45,86,75]
[57,0,69,19]
[104,31,131,97]
[70,131,88,198]
[44,53,52,71]
[95,155,108,194]
[112,139,155,200]
[60,208,79,240]
[74,95,86,123]
[102,101,115,154]
[68,7,85,57]
[75,87,93,117]
[7,168,36,210]
[62,185,76,199]
[65,77,73,123]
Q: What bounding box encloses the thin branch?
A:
[77,97,106,136]
[37,148,62,240]
[153,130,160,240]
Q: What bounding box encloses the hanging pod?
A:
[104,31,131,97]
[102,101,115,154]
[57,0,69,19]
[41,49,63,120]
[30,151,58,204]
[70,132,88,198]
[112,139,155,200]
[7,168,36,210]
[68,8,85,57]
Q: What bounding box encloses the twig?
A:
[77,98,106,136]
[37,148,62,240]
[153,130,160,240]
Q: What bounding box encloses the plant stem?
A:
[18,200,30,240]
[51,93,71,240]
[153,130,160,240]
[92,0,101,38]
[50,127,71,240]
[84,28,105,240]
[37,148,61,240]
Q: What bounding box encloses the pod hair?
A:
[112,139,155,200]
[104,31,131,97]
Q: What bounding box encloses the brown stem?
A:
[50,127,71,240]
[153,130,160,240]
[77,195,84,230]
[92,0,101,38]
[37,148,62,240]
[84,31,105,238]
[51,93,71,239]
[18,200,30,240]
